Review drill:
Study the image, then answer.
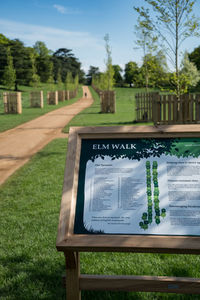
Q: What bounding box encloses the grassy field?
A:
[63,87,153,132]
[0,84,82,132]
[0,138,200,300]
[1,86,200,299]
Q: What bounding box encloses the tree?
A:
[134,0,200,98]
[0,34,10,45]
[113,65,123,86]
[134,15,157,90]
[9,39,33,90]
[65,72,74,90]
[2,47,16,90]
[86,66,100,85]
[124,61,139,87]
[188,46,200,71]
[179,52,200,92]
[33,41,52,83]
[104,34,115,90]
[140,51,168,88]
[52,48,81,82]
[29,49,40,88]
[56,68,63,89]
[47,60,55,91]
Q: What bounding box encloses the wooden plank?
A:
[65,252,81,300]
[57,234,200,254]
[163,95,166,124]
[196,94,200,123]
[168,95,172,124]
[79,274,200,294]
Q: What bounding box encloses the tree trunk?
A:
[14,82,18,91]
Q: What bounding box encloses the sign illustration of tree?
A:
[140,160,166,230]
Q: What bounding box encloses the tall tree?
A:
[134,0,200,98]
[29,48,40,88]
[113,65,123,86]
[9,39,33,90]
[33,41,52,83]
[179,52,200,92]
[134,15,157,91]
[104,34,115,90]
[3,47,16,90]
[188,46,200,71]
[52,48,81,82]
[86,66,100,85]
[124,61,139,87]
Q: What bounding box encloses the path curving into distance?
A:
[0,86,93,186]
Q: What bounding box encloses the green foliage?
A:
[86,66,100,85]
[56,68,63,89]
[103,34,115,91]
[124,61,140,87]
[180,52,200,90]
[46,61,55,90]
[188,46,200,71]
[2,47,16,90]
[112,65,123,86]
[29,50,40,88]
[52,48,82,82]
[65,71,74,90]
[0,33,10,45]
[33,41,52,83]
[134,0,200,98]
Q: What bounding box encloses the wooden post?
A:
[64,251,81,300]
[3,92,8,113]
[17,92,22,114]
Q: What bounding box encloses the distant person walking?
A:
[85,92,87,98]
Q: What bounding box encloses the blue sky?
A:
[1,0,200,73]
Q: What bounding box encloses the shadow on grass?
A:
[0,253,66,300]
[0,253,197,300]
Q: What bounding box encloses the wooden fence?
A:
[135,93,159,122]
[47,91,58,105]
[135,93,200,125]
[3,92,22,114]
[30,91,44,108]
[100,90,116,113]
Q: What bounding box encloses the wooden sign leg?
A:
[64,251,81,300]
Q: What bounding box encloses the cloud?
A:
[0,18,105,72]
[53,4,81,15]
[53,4,66,14]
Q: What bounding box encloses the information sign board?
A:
[56,125,200,254]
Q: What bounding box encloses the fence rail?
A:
[135,93,200,125]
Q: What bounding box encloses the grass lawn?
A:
[0,138,200,300]
[1,86,200,299]
[63,86,153,132]
[0,84,82,132]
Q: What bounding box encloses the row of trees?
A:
[0,33,84,91]
[87,48,200,92]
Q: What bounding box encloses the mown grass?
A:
[63,87,153,132]
[1,138,200,299]
[0,84,82,132]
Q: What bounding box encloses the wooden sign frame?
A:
[56,125,200,299]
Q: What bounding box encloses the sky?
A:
[1,0,200,73]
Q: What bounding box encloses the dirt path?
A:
[0,86,93,186]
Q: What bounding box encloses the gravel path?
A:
[0,86,93,186]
